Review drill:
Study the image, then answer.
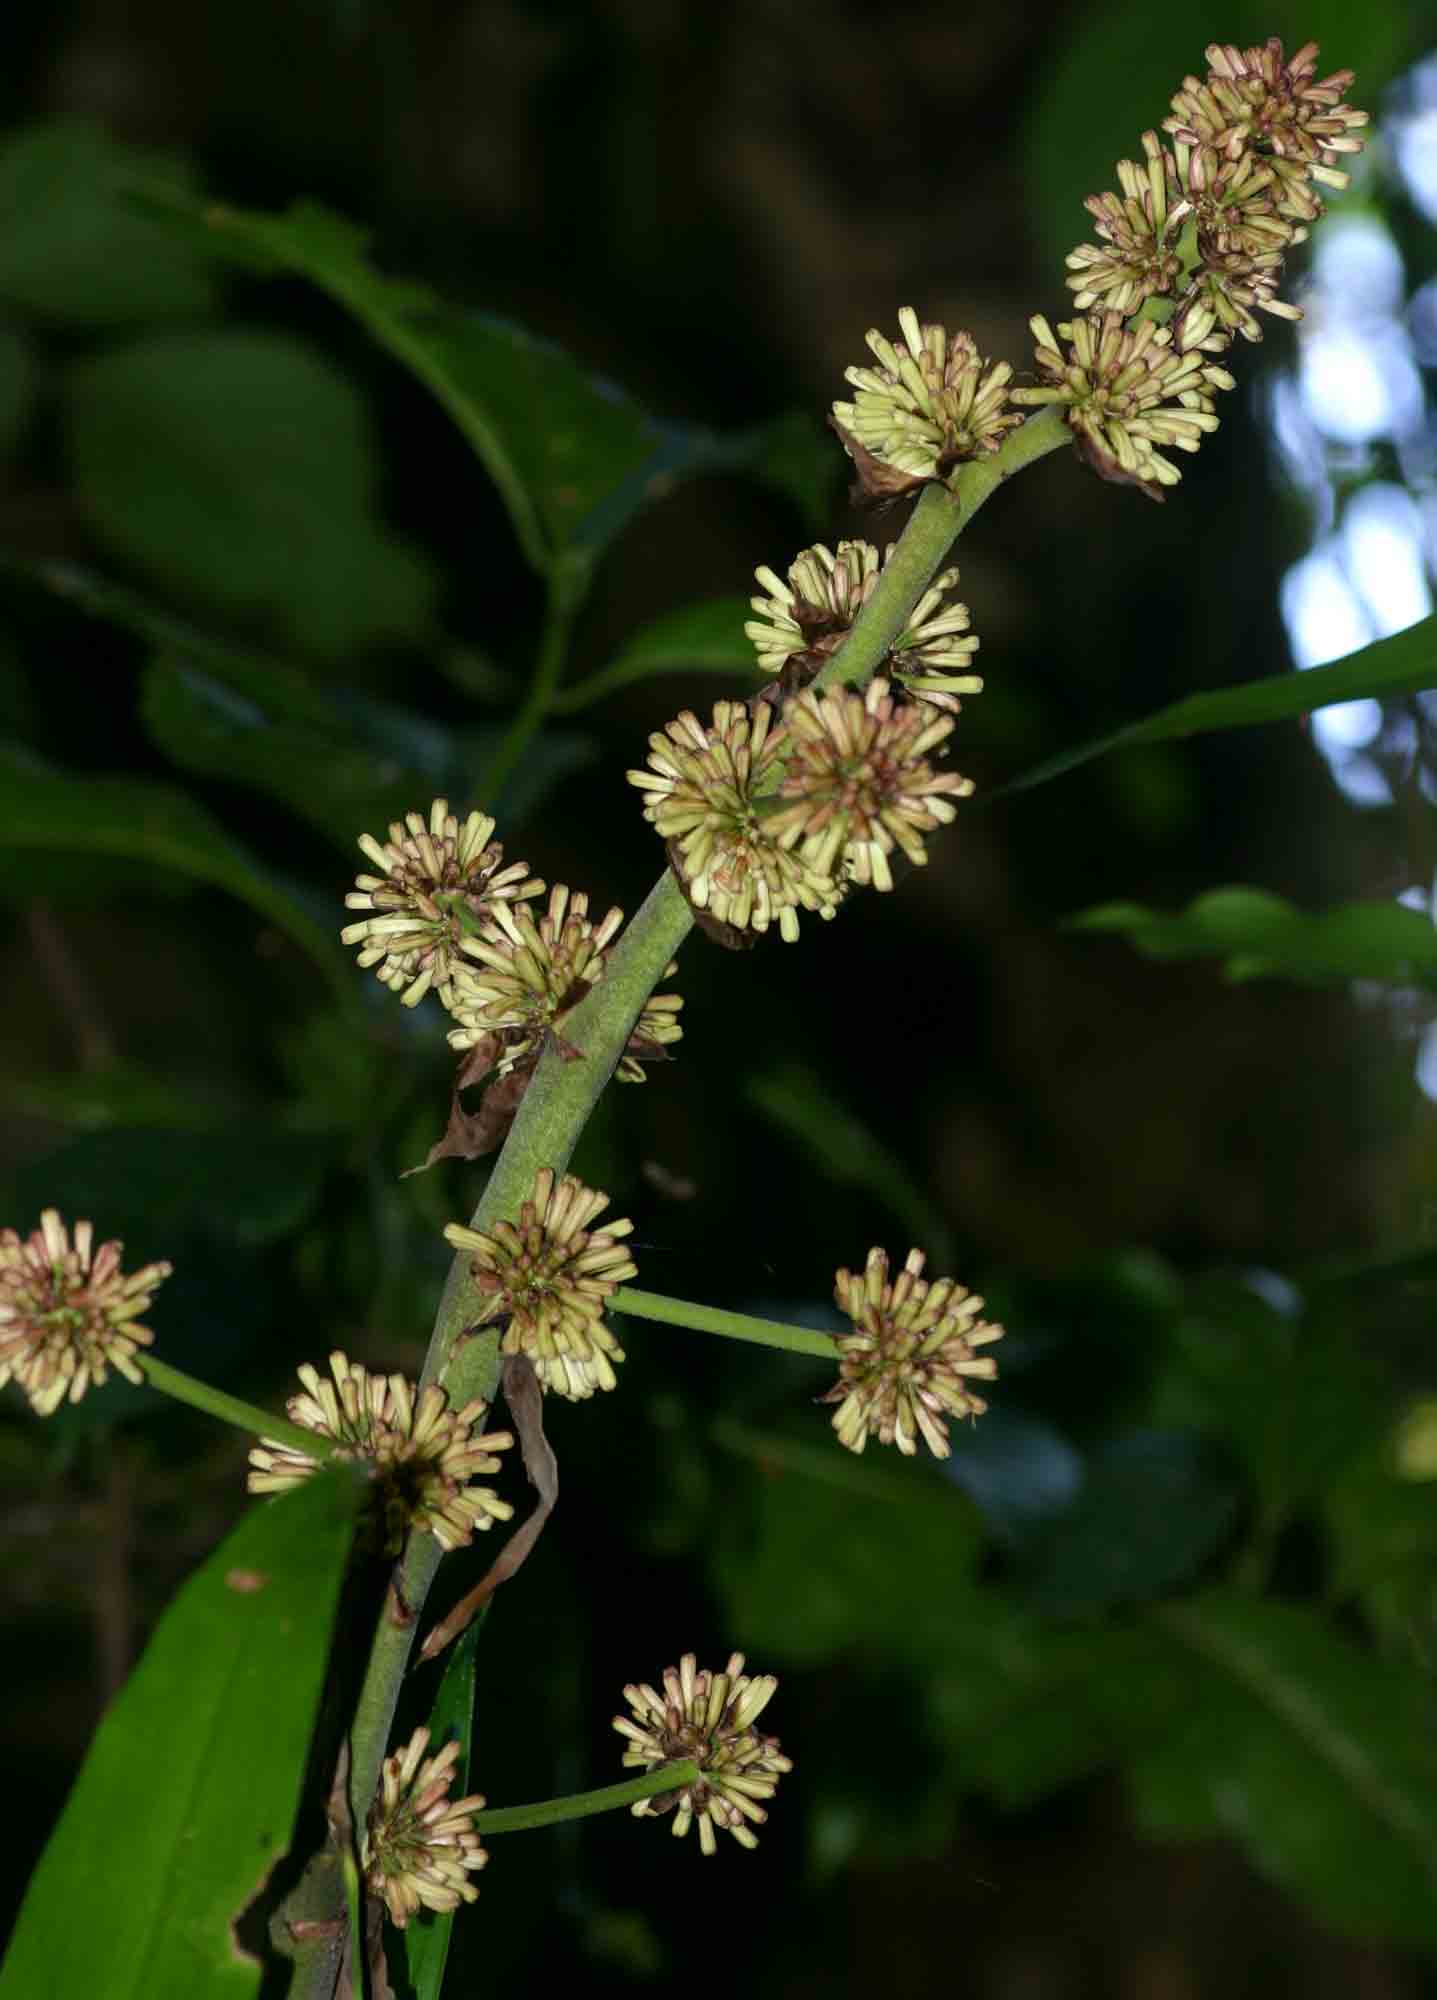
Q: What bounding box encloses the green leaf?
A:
[1326,1417,1437,1659]
[998,615,1437,799]
[710,1422,984,1668]
[1016,1430,1240,1616]
[64,328,435,658]
[1066,888,1437,987]
[0,751,350,998]
[930,1615,1186,1809]
[0,1060,251,1132]
[552,596,758,712]
[0,1470,360,2000]
[5,1126,329,1250]
[130,189,745,576]
[1134,1595,1437,1952]
[139,658,430,850]
[747,1064,956,1266]
[404,1610,488,2000]
[0,122,219,327]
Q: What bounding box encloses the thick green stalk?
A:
[140,1355,339,1462]
[615,1286,837,1361]
[476,1759,702,1835]
[322,404,1077,1989]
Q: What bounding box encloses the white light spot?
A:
[1417,1020,1437,1101]
[1312,697,1382,748]
[1280,546,1373,668]
[1311,218,1406,319]
[1342,483,1434,637]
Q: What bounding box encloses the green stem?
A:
[333,398,1079,1918]
[813,409,1072,696]
[476,1759,701,1835]
[614,1285,837,1360]
[478,552,592,804]
[139,1355,337,1462]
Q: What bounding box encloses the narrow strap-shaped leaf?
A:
[995,615,1437,798]
[0,1469,361,2000]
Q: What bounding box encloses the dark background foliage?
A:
[3,1,1437,1995]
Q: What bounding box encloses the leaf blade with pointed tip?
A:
[0,1470,361,2000]
[995,616,1437,798]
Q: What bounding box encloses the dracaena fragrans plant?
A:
[1,38,1380,2000]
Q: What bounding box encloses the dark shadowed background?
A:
[3,2,1437,1995]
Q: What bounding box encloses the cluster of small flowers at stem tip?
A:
[444,1169,636,1400]
[247,1351,515,1553]
[0,1210,170,1415]
[1011,38,1367,499]
[614,1651,792,1855]
[823,1247,1004,1459]
[747,539,982,713]
[363,1727,488,1926]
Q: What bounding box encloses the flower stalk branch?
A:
[475,1758,702,1835]
[613,1286,837,1360]
[139,1355,341,1464]
[336,398,1077,1864]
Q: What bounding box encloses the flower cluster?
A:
[823,1247,1004,1459]
[0,1210,170,1416]
[1014,312,1233,495]
[444,884,624,1070]
[343,802,685,1111]
[247,1352,514,1553]
[614,1652,792,1855]
[832,308,1022,497]
[363,1727,488,1926]
[746,540,982,714]
[444,1170,635,1400]
[628,679,970,938]
[342,799,543,1008]
[1015,38,1366,497]
[767,678,973,891]
[627,700,839,942]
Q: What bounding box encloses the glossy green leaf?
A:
[0,122,219,327]
[0,750,349,996]
[998,615,1437,799]
[130,189,745,576]
[5,1126,329,1249]
[64,328,435,658]
[1066,888,1437,987]
[1326,1419,1437,1660]
[931,1615,1185,1809]
[0,1470,360,2000]
[404,1610,487,2000]
[1133,1595,1437,1952]
[1016,1429,1240,1616]
[0,1060,251,1132]
[747,1065,955,1266]
[711,1423,984,1668]
[552,596,758,712]
[140,658,429,851]
[0,556,334,723]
